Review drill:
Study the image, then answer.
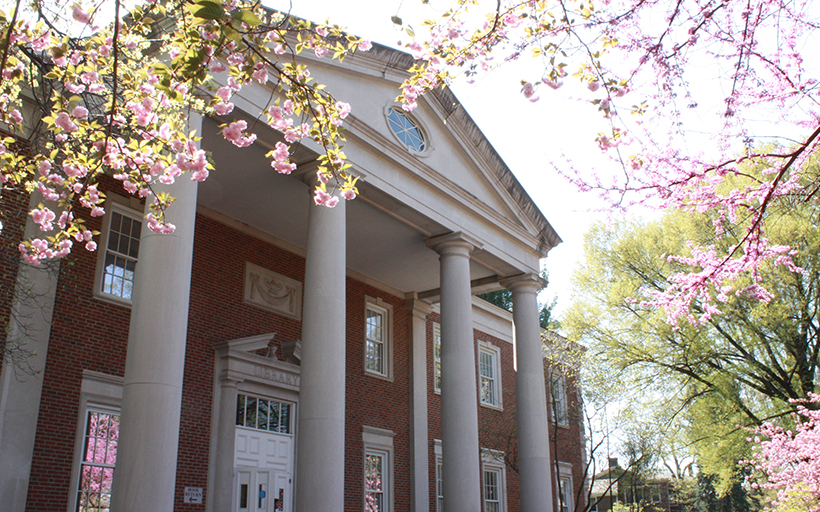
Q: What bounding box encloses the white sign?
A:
[184,487,204,504]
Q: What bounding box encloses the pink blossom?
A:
[253,68,268,84]
[9,109,23,124]
[214,102,234,115]
[72,5,92,24]
[72,106,89,119]
[359,40,372,51]
[90,206,105,217]
[222,120,257,148]
[55,112,78,133]
[342,189,357,200]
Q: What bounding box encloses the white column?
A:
[212,374,240,512]
[406,296,433,512]
[111,116,200,511]
[426,232,481,512]
[502,274,554,512]
[0,193,60,512]
[295,188,346,512]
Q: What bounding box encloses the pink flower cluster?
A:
[748,394,820,512]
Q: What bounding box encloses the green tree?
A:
[565,164,820,491]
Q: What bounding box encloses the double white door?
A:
[234,428,294,512]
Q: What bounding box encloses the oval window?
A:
[386,107,426,152]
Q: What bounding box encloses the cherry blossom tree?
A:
[748,394,820,512]
[0,0,369,263]
[396,0,819,325]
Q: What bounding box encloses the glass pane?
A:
[366,340,383,373]
[269,401,280,432]
[129,239,140,259]
[236,395,245,426]
[257,400,268,430]
[367,310,382,340]
[245,397,257,428]
[279,403,290,434]
[118,233,130,254]
[131,218,141,238]
[111,212,122,235]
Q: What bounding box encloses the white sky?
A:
[269,0,615,317]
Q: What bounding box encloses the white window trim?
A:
[557,462,574,512]
[93,198,144,307]
[549,370,569,428]
[364,297,393,380]
[67,371,123,512]
[383,104,434,157]
[433,323,441,394]
[481,448,507,512]
[362,426,395,512]
[434,440,443,512]
[478,341,503,410]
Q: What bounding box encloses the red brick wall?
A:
[548,366,587,512]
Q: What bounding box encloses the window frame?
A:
[235,393,294,435]
[481,449,507,512]
[67,371,123,512]
[93,201,143,306]
[434,439,443,512]
[364,297,393,380]
[549,370,569,427]
[362,426,395,512]
[557,462,574,512]
[478,341,503,410]
[384,106,429,155]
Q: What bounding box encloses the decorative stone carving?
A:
[244,262,302,320]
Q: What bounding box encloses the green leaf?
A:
[192,1,224,21]
[222,25,241,42]
[234,9,262,27]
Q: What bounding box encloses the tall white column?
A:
[295,188,346,512]
[212,374,240,512]
[406,296,433,512]
[502,274,554,512]
[426,232,481,512]
[111,116,200,511]
[0,193,60,512]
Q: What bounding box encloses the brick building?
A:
[0,35,584,512]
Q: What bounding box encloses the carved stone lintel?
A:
[244,262,303,320]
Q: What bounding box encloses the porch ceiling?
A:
[197,116,506,297]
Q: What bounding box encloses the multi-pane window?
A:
[365,299,392,379]
[481,450,506,512]
[558,476,572,512]
[77,409,119,512]
[236,394,292,434]
[366,305,386,375]
[550,371,569,426]
[433,323,442,393]
[483,468,502,512]
[386,107,426,152]
[435,458,444,512]
[365,451,385,512]
[101,209,141,300]
[363,426,394,512]
[479,343,502,408]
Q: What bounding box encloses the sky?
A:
[267,0,614,317]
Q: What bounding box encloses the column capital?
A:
[424,231,483,255]
[405,293,435,321]
[500,273,547,294]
